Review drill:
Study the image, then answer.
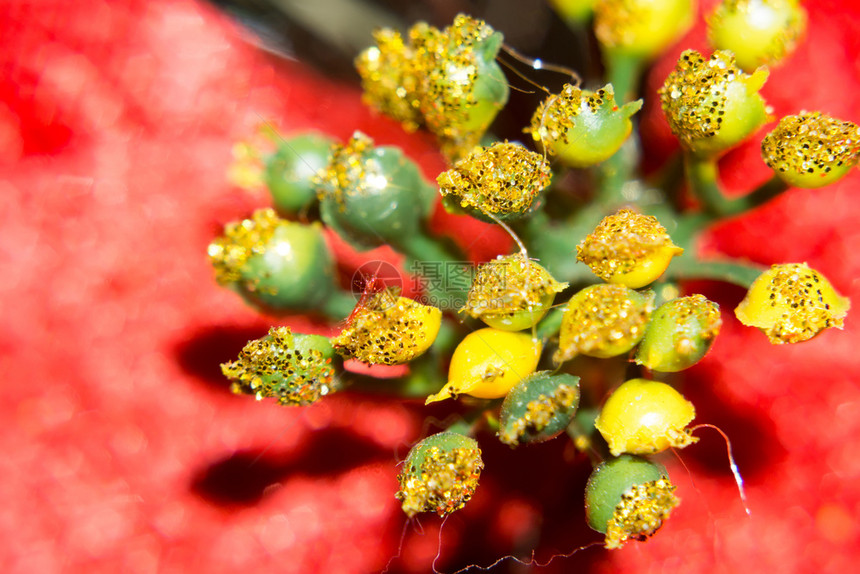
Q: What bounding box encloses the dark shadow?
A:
[174,323,272,393]
[191,427,388,506]
[679,370,786,480]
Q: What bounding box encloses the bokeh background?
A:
[2,0,860,572]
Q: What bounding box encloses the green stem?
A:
[604,50,644,104]
[664,256,764,288]
[685,154,790,217]
[394,229,470,309]
[684,153,729,216]
[721,175,790,215]
[536,305,566,340]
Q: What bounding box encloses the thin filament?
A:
[691,423,752,516]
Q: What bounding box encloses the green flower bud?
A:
[314,132,436,251]
[576,209,684,288]
[554,283,655,362]
[660,50,771,157]
[636,294,722,372]
[221,327,340,406]
[498,371,580,447]
[437,141,552,222]
[735,262,850,344]
[208,209,337,313]
[595,0,696,60]
[355,28,423,132]
[707,0,807,72]
[265,133,333,216]
[410,15,509,162]
[585,454,679,549]
[549,0,597,25]
[761,112,860,188]
[461,254,568,331]
[529,84,642,168]
[331,288,442,365]
[396,431,484,517]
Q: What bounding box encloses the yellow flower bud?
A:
[554,284,654,362]
[437,141,552,221]
[735,263,850,344]
[595,0,696,60]
[595,378,698,457]
[426,328,543,403]
[576,209,683,288]
[707,0,807,72]
[332,289,442,365]
[761,112,860,188]
[461,254,568,331]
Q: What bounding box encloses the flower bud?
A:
[396,431,484,517]
[426,328,543,404]
[707,0,807,72]
[265,133,334,216]
[315,132,436,251]
[555,284,654,362]
[761,112,860,188]
[595,378,697,457]
[410,15,509,161]
[208,209,337,313]
[332,289,442,365]
[221,327,340,406]
[549,0,597,25]
[594,0,696,61]
[355,28,423,132]
[576,209,683,288]
[498,371,580,447]
[660,50,770,157]
[585,454,679,549]
[437,141,552,221]
[529,84,642,168]
[461,254,568,331]
[735,262,850,344]
[636,294,722,372]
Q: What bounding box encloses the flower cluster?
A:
[208,0,853,563]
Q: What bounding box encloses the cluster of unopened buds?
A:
[208,0,854,556]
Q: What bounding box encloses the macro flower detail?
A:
[761,112,860,188]
[357,14,508,161]
[555,283,654,362]
[332,288,442,365]
[437,141,552,220]
[735,262,850,344]
[264,132,334,216]
[707,0,808,72]
[594,0,695,60]
[221,327,340,406]
[636,294,723,372]
[314,131,435,250]
[576,209,683,288]
[585,454,679,549]
[498,371,580,447]
[528,83,642,168]
[461,254,568,331]
[207,208,339,313]
[595,378,698,456]
[660,49,770,157]
[396,431,484,517]
[426,328,543,403]
[355,28,423,132]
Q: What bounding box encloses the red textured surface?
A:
[2,1,859,572]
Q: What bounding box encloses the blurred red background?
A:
[2,0,859,572]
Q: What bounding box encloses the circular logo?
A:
[350,260,404,301]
